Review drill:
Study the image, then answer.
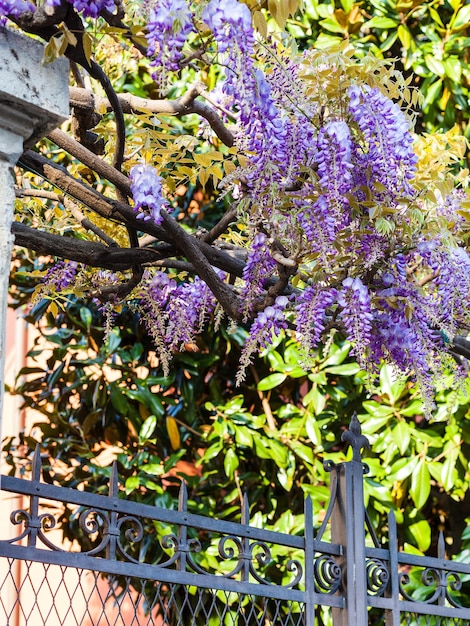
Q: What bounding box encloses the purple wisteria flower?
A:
[240,233,277,320]
[166,276,218,350]
[43,261,80,290]
[300,120,354,251]
[70,0,115,16]
[237,295,289,384]
[130,164,169,225]
[347,85,417,196]
[146,0,194,80]
[139,271,223,373]
[202,0,254,55]
[295,285,337,355]
[316,121,354,199]
[337,277,373,368]
[0,0,33,19]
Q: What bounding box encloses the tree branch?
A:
[12,222,159,270]
[201,205,238,244]
[69,84,235,147]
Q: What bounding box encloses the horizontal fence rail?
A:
[0,418,470,625]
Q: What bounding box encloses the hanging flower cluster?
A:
[138,272,220,375]
[145,0,194,88]
[116,1,470,410]
[129,164,168,225]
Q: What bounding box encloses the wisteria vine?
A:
[6,0,470,414]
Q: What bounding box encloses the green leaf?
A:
[266,350,285,371]
[109,385,129,415]
[400,399,424,417]
[324,363,361,375]
[407,519,431,552]
[303,385,326,415]
[139,415,157,442]
[380,31,398,52]
[224,448,239,479]
[79,307,92,331]
[234,425,253,447]
[257,373,287,391]
[441,456,458,491]
[379,364,405,404]
[397,24,412,50]
[288,440,314,464]
[142,463,164,476]
[305,415,322,445]
[423,79,443,109]
[388,456,418,481]
[410,460,431,510]
[320,15,346,33]
[321,342,351,368]
[425,55,445,77]
[362,401,394,418]
[392,421,411,455]
[125,476,140,493]
[105,329,121,355]
[443,57,462,83]
[366,16,399,29]
[429,7,444,27]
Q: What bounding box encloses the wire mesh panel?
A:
[0,558,308,626]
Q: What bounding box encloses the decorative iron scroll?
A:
[314,554,342,594]
[399,567,464,608]
[9,509,58,550]
[366,558,389,596]
[8,500,305,588]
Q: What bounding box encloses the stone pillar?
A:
[0,26,69,458]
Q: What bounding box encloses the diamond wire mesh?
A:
[401,615,470,626]
[0,558,307,626]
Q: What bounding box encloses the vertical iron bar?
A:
[105,461,119,560]
[437,531,445,607]
[385,509,400,626]
[241,492,250,583]
[331,460,368,626]
[27,445,43,548]
[304,495,315,626]
[177,481,188,572]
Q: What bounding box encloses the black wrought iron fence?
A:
[0,418,469,625]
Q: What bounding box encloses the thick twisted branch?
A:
[12,222,159,270]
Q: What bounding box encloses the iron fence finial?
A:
[341,412,370,463]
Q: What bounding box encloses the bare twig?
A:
[249,365,277,431]
[15,189,62,202]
